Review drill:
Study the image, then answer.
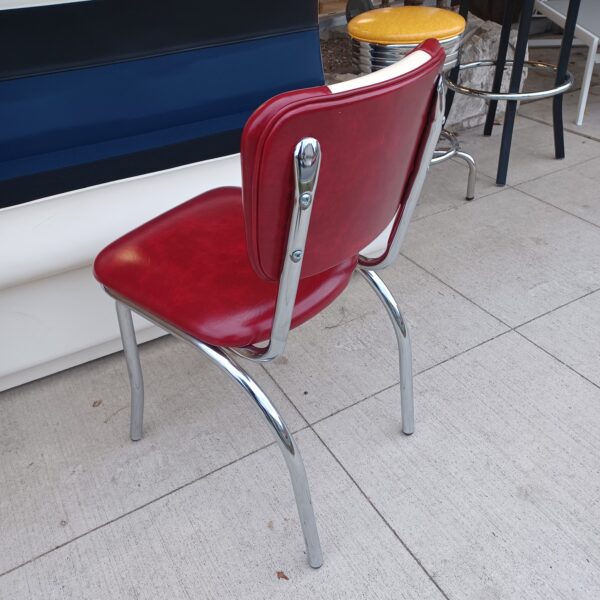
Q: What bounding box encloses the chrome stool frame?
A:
[352,35,463,73]
[431,130,476,201]
[445,59,575,102]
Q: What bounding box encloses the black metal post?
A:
[445,0,470,119]
[552,0,582,158]
[484,0,517,136]
[495,0,535,185]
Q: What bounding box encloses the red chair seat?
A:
[94,187,357,347]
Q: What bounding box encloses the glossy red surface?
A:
[94,188,357,347]
[94,40,444,348]
[241,38,445,281]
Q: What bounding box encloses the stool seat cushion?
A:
[94,187,357,348]
[348,6,465,44]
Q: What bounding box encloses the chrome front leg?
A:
[194,341,323,568]
[115,301,145,441]
[359,269,415,435]
[110,302,323,567]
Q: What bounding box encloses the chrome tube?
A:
[193,342,323,569]
[455,150,477,201]
[352,35,463,73]
[110,299,324,568]
[115,300,145,441]
[358,270,414,435]
[444,59,575,101]
[430,129,460,164]
[360,76,445,269]
[232,138,321,363]
[431,130,477,200]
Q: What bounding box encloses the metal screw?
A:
[301,142,316,167]
[290,250,303,263]
[299,193,312,209]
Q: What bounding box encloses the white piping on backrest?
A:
[328,50,432,94]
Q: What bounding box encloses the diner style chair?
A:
[94,39,446,568]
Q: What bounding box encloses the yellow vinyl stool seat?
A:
[348,6,466,45]
[349,7,466,73]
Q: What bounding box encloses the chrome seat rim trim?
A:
[351,37,462,73]
[349,33,464,49]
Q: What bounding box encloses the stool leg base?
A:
[431,130,477,201]
[455,151,477,200]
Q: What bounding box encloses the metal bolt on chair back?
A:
[94,40,446,568]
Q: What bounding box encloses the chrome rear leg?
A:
[116,301,145,441]
[359,269,414,435]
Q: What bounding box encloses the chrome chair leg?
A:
[193,340,324,569]
[455,150,476,201]
[112,302,322,567]
[359,269,414,435]
[116,301,145,441]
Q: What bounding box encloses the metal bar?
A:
[430,129,460,164]
[577,36,599,126]
[358,76,445,269]
[358,269,414,435]
[109,296,324,568]
[444,59,574,101]
[445,0,471,118]
[496,0,535,185]
[232,138,321,362]
[528,38,585,48]
[455,150,477,200]
[484,0,517,136]
[194,343,323,569]
[553,0,582,157]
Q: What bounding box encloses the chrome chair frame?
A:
[107,76,444,569]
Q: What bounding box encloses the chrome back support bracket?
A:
[231,138,321,362]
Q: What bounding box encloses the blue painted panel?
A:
[0,29,324,182]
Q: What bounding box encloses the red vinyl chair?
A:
[94,39,445,568]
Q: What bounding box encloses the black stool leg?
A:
[553,0,582,158]
[445,0,470,119]
[496,0,535,185]
[484,0,517,136]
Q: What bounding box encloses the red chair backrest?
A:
[241,39,445,282]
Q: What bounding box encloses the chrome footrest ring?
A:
[431,130,459,164]
[444,60,574,101]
